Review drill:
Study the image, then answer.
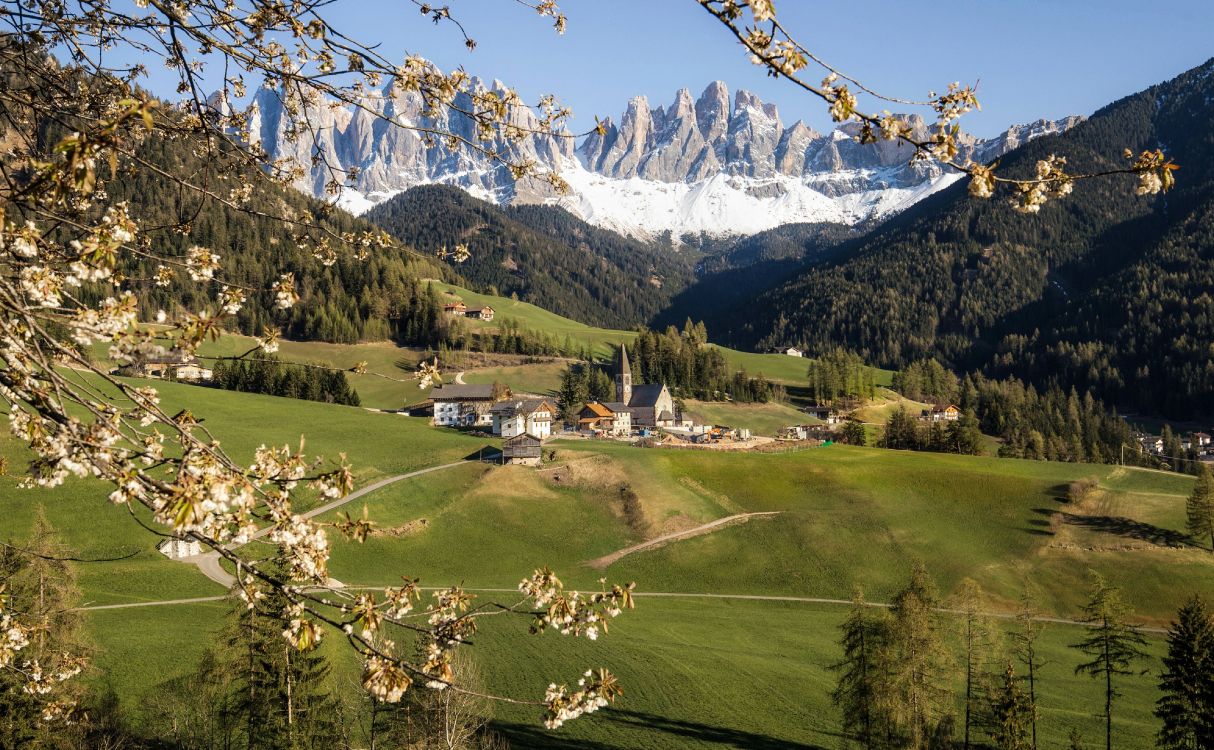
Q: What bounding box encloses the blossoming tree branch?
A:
[0,0,1177,730]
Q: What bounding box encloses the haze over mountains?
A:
[247,74,1079,239]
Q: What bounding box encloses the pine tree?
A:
[1185,463,1214,552]
[1071,572,1149,750]
[831,589,889,748]
[1154,595,1214,749]
[987,662,1033,750]
[884,563,955,749]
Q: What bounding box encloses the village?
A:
[110,339,1214,473]
[417,344,770,465]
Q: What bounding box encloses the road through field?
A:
[75,588,1167,634]
[183,459,470,588]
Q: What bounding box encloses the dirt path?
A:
[74,587,1167,633]
[184,460,469,588]
[454,371,466,384]
[585,512,782,569]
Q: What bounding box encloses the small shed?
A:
[502,433,543,466]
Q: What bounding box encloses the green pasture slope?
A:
[4,381,1209,748]
[428,278,894,388]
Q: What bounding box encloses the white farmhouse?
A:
[430,384,500,427]
[491,398,555,439]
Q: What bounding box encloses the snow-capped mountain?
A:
[246,75,1080,240]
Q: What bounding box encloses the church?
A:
[603,344,676,429]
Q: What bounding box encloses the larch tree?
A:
[951,577,1000,750]
[1071,572,1149,750]
[1011,592,1046,750]
[1154,595,1214,749]
[883,563,955,750]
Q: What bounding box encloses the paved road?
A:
[586,512,782,569]
[184,460,469,588]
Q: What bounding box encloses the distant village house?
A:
[922,404,961,422]
[430,383,504,427]
[491,398,555,439]
[157,536,202,559]
[464,306,495,321]
[577,401,632,436]
[120,350,212,382]
[443,302,467,315]
[782,347,803,357]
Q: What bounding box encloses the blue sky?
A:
[133,0,1214,138]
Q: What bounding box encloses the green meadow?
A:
[4,381,1209,748]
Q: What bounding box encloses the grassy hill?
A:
[4,381,1210,748]
[427,278,893,388]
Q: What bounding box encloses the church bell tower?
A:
[615,344,632,405]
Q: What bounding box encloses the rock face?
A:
[245,73,1080,238]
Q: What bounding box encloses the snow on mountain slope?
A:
[249,70,1078,240]
[545,158,965,239]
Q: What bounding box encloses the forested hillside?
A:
[365,185,696,329]
[707,57,1214,419]
[101,135,459,346]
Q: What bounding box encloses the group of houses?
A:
[423,344,694,464]
[117,350,213,382]
[1140,430,1213,458]
[442,301,495,321]
[426,382,553,465]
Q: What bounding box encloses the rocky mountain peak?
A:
[241,65,1082,239]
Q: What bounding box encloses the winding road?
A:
[183,459,469,588]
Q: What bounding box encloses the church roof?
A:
[628,384,668,407]
[618,344,631,377]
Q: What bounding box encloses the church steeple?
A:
[615,344,632,405]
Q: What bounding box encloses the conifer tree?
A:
[952,578,999,749]
[1185,463,1214,552]
[885,563,955,749]
[223,580,340,750]
[1154,595,1214,749]
[1011,593,1045,750]
[987,662,1033,750]
[0,508,88,746]
[1071,572,1149,750]
[831,589,889,748]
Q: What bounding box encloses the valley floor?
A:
[4,379,1210,749]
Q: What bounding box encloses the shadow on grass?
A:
[464,445,502,462]
[494,710,831,749]
[1059,512,1190,547]
[1023,508,1056,536]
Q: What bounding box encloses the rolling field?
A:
[681,398,815,435]
[4,382,1209,748]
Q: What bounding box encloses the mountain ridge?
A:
[244,72,1079,239]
